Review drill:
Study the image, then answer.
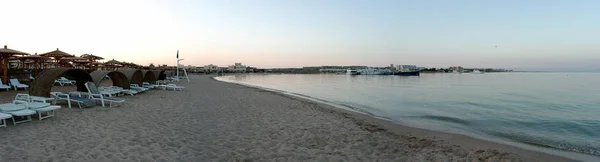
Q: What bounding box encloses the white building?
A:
[228,63,247,72]
[204,64,219,72]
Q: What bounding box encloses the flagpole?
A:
[176,50,179,81]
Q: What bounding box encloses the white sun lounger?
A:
[165,84,185,91]
[0,103,36,125]
[9,79,28,91]
[107,86,137,96]
[85,82,126,107]
[0,80,10,91]
[0,112,12,127]
[14,94,61,120]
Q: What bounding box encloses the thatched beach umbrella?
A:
[104,59,122,70]
[80,54,104,62]
[0,45,29,83]
[40,48,72,67]
[17,53,50,77]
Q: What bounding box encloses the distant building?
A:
[204,64,219,72]
[228,63,247,72]
[449,66,464,72]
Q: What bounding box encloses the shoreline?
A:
[0,75,591,161]
[214,75,595,161]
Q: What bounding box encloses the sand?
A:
[0,75,579,161]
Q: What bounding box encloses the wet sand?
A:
[0,75,577,161]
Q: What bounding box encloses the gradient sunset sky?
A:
[1,0,599,71]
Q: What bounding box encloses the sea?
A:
[216,72,599,159]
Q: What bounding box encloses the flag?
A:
[176,50,179,58]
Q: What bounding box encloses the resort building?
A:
[204,64,219,72]
[449,66,464,72]
[228,63,247,72]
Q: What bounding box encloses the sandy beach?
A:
[0,75,577,161]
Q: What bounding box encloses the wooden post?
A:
[3,58,8,84]
[34,61,38,77]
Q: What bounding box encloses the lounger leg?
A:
[12,117,16,126]
[0,119,5,128]
[68,100,72,108]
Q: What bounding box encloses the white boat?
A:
[346,69,360,75]
[347,68,392,75]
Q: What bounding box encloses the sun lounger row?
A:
[1,79,29,91]
[0,79,184,127]
[0,94,61,127]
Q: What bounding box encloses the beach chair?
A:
[60,77,76,85]
[142,82,157,89]
[9,79,29,90]
[54,77,75,86]
[165,83,185,91]
[107,86,137,96]
[0,112,12,127]
[98,86,122,96]
[85,82,126,107]
[0,80,10,91]
[130,84,149,92]
[0,103,36,125]
[14,94,61,120]
[51,92,87,109]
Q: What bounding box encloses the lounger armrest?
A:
[12,100,29,105]
[55,93,71,99]
[90,93,105,99]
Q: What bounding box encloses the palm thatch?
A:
[104,59,122,65]
[39,48,72,59]
[141,70,157,83]
[89,70,130,89]
[29,68,93,97]
[0,45,30,57]
[80,54,104,61]
[117,68,143,86]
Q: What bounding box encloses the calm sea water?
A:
[216,73,600,157]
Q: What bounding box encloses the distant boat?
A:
[346,69,360,75]
[347,68,391,75]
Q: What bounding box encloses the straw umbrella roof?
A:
[80,54,104,60]
[104,59,122,65]
[40,48,72,58]
[0,45,29,59]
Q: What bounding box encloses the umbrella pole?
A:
[34,62,38,77]
[3,58,7,84]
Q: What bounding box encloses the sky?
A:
[1,0,599,71]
